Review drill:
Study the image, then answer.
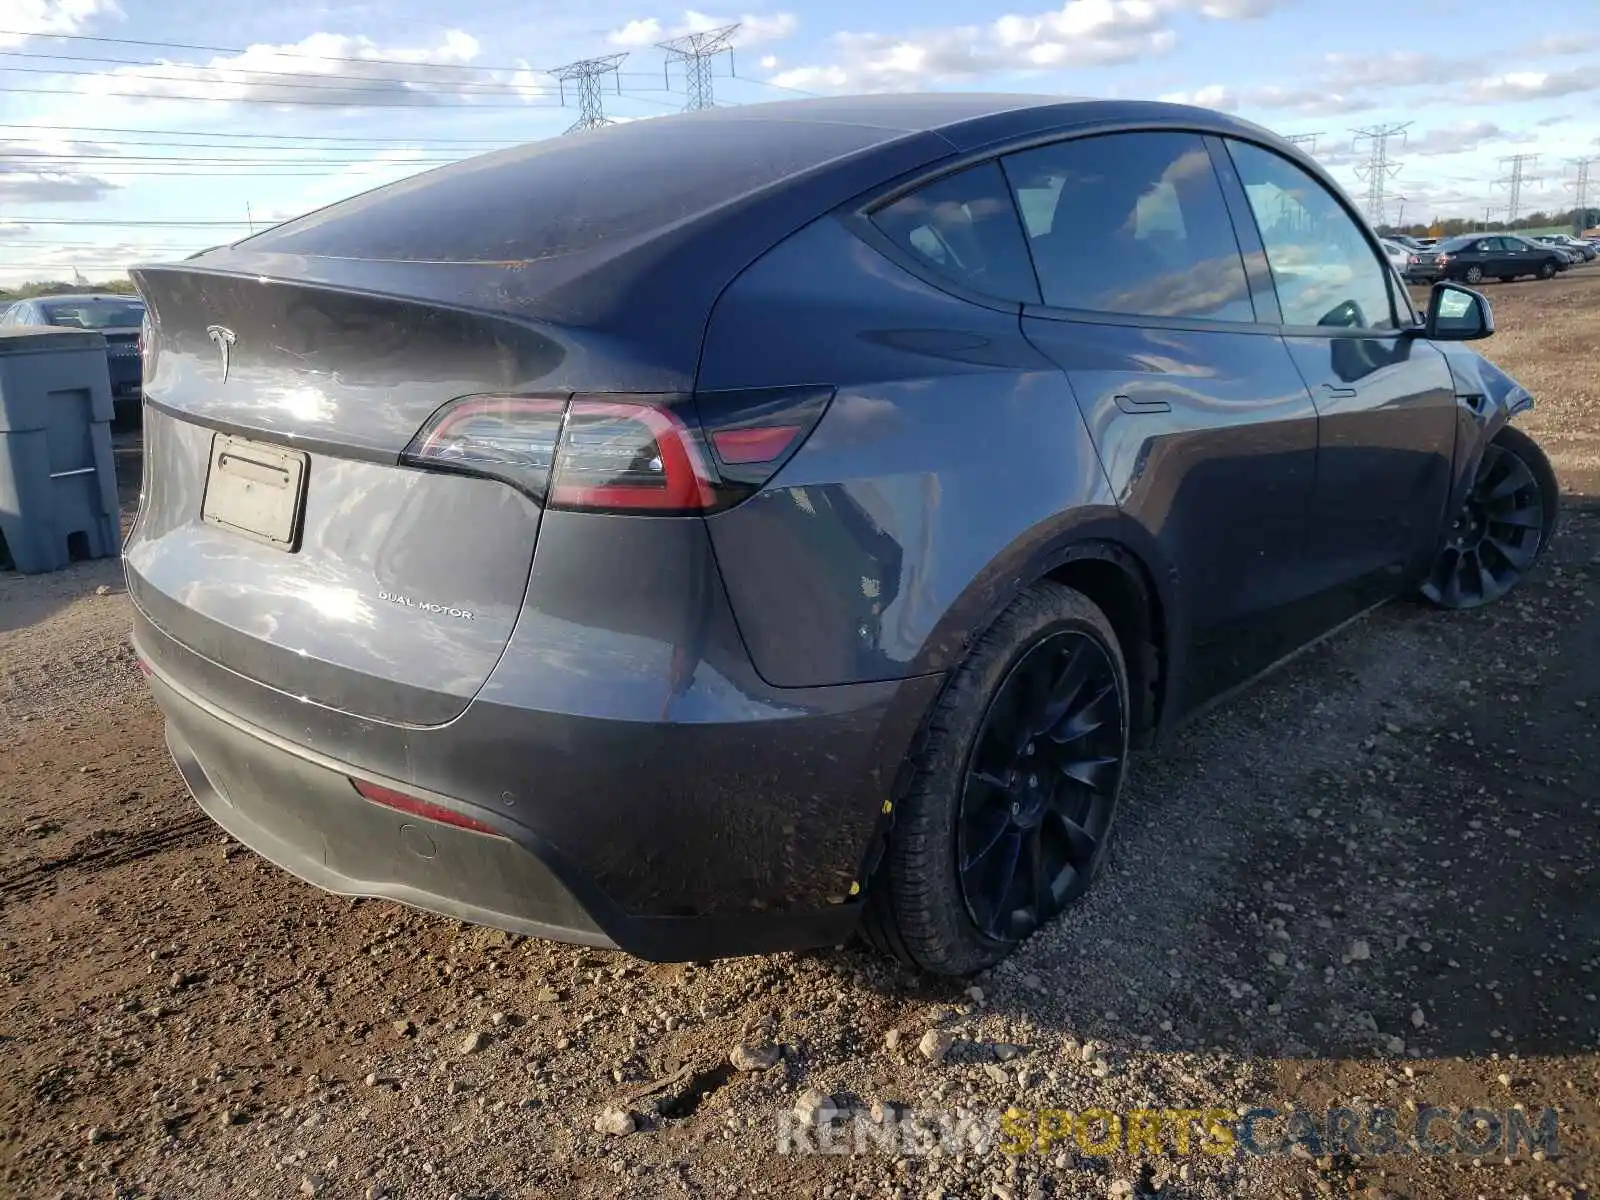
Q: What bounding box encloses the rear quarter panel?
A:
[698,216,1144,689]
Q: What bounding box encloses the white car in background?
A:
[1380,238,1412,274]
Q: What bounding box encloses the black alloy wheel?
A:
[1464,265,1484,284]
[861,582,1132,976]
[1422,427,1555,609]
[955,628,1125,942]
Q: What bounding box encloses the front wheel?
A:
[1464,265,1485,284]
[1421,424,1559,610]
[862,583,1131,976]
[1538,259,1557,279]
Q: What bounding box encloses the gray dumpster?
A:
[0,325,121,573]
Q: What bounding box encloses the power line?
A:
[1494,153,1540,224]
[1285,131,1323,154]
[0,61,555,96]
[657,24,738,112]
[0,123,518,143]
[0,27,548,75]
[548,54,627,134]
[0,219,255,226]
[0,83,561,106]
[0,30,671,81]
[1351,122,1410,226]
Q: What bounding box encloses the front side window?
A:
[869,161,1040,304]
[1000,131,1254,322]
[1228,140,1394,330]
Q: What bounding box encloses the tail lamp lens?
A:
[552,401,718,511]
[403,395,565,497]
[351,778,500,836]
[402,387,834,514]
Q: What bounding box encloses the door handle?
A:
[1113,393,1172,414]
[1321,384,1358,399]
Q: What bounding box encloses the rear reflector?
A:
[710,424,801,465]
[350,779,500,835]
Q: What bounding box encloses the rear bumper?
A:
[133,598,941,961]
[154,668,614,947]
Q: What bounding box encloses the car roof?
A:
[34,293,143,303]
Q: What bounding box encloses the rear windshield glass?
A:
[40,299,145,329]
[241,118,899,264]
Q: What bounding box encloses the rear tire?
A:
[1464,265,1484,284]
[861,583,1131,976]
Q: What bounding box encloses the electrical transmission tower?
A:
[1285,132,1324,154]
[1495,153,1540,224]
[1568,156,1599,232]
[549,53,628,134]
[1392,195,1410,228]
[1351,122,1410,226]
[657,23,739,111]
[1481,204,1502,231]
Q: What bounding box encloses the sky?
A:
[2,0,1598,286]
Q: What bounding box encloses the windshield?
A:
[40,299,146,329]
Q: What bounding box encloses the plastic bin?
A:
[0,325,121,573]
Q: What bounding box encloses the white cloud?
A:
[1158,84,1237,109]
[0,0,120,50]
[771,0,1181,92]
[1462,69,1599,104]
[609,10,799,49]
[1190,0,1277,16]
[0,136,119,204]
[80,30,552,109]
[1160,83,1371,117]
[1405,121,1509,156]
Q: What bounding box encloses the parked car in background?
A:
[1384,234,1423,250]
[1380,238,1412,274]
[1533,234,1597,262]
[0,293,147,419]
[1408,234,1566,284]
[126,95,1560,976]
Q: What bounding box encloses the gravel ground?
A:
[2,270,1598,1200]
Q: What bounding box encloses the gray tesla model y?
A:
[126,95,1559,976]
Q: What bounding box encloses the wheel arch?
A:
[909,510,1179,744]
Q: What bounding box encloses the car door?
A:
[1221,137,1458,605]
[1005,129,1323,712]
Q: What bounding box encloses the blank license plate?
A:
[201,434,308,550]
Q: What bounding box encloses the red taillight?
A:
[350,779,500,835]
[550,400,718,512]
[710,425,802,465]
[402,387,834,514]
[1408,254,1418,264]
[1437,253,1450,264]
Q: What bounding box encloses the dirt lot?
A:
[3,271,1598,1200]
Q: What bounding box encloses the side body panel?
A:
[1282,334,1459,592]
[1019,316,1321,712]
[698,216,1127,689]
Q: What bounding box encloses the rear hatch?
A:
[125,112,940,727]
[126,267,574,726]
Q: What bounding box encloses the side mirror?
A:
[1424,281,1494,341]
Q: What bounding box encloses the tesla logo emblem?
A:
[206,325,236,382]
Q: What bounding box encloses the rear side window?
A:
[999,131,1254,322]
[1227,140,1395,330]
[870,161,1040,303]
